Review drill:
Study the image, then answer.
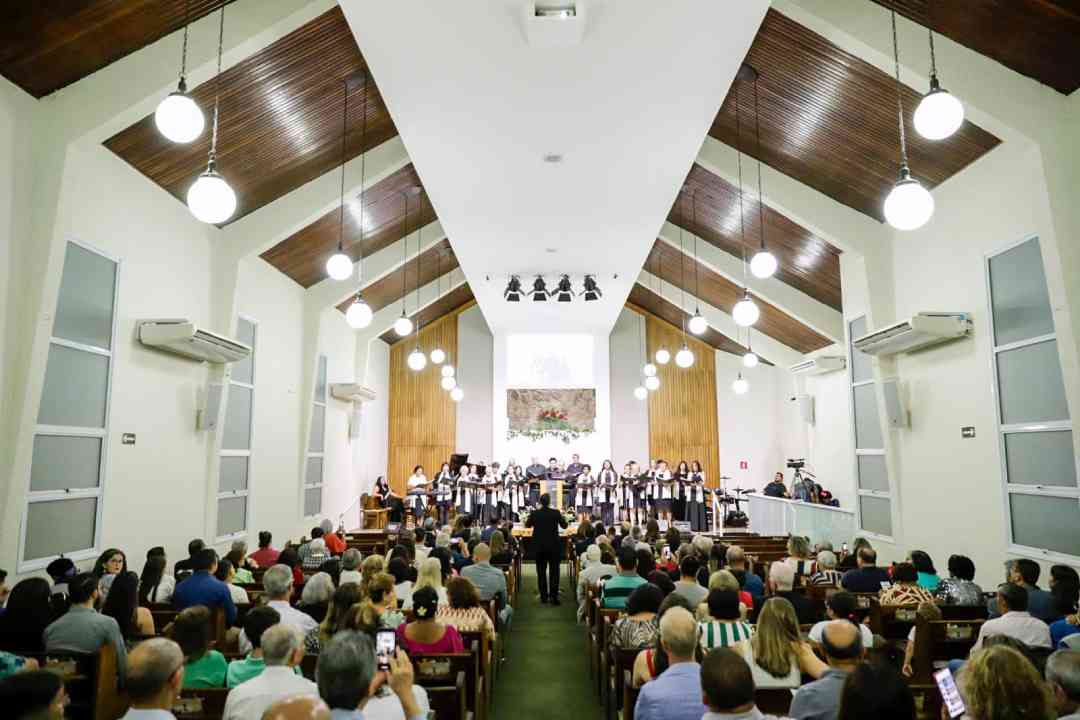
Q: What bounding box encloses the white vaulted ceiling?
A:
[340,0,769,333]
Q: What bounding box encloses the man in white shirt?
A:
[972,582,1052,652]
[239,565,319,654]
[224,625,317,720]
[576,545,617,622]
[118,638,184,720]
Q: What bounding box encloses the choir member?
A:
[505,464,526,522]
[654,459,674,524]
[575,464,594,523]
[646,460,659,520]
[455,464,474,518]
[374,475,404,523]
[597,460,618,526]
[674,460,691,522]
[434,462,454,526]
[480,462,501,525]
[617,462,633,524]
[525,457,546,507]
[686,459,707,531]
[631,461,647,526]
[407,465,430,522]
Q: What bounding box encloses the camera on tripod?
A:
[786,458,806,470]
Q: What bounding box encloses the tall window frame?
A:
[19,239,120,572]
[986,235,1079,563]
[304,354,328,518]
[848,314,895,541]
[217,315,257,541]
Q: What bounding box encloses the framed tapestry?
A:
[507,388,596,444]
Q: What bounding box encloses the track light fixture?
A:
[554,275,575,302]
[504,276,523,302]
[530,276,549,302]
[583,275,602,301]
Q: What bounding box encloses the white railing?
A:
[747,494,855,548]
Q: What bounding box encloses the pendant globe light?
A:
[732,373,750,395]
[645,375,661,391]
[450,387,464,402]
[742,329,759,368]
[747,69,778,279]
[343,75,373,327]
[731,76,760,328]
[346,293,373,329]
[687,190,708,335]
[429,249,446,364]
[154,0,204,143]
[643,362,657,377]
[675,202,695,369]
[329,76,360,282]
[406,189,427,373]
[654,347,671,365]
[675,344,695,368]
[441,364,455,378]
[884,10,934,231]
[393,191,414,337]
[407,346,427,371]
[633,385,648,400]
[733,290,760,327]
[441,375,457,391]
[652,247,671,365]
[913,27,964,140]
[187,6,236,224]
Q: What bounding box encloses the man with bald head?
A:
[224,624,315,720]
[789,620,864,720]
[461,543,513,625]
[261,695,331,720]
[118,638,184,720]
[634,607,707,720]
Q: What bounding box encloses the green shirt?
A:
[601,574,648,610]
[183,650,227,688]
[233,568,254,585]
[226,655,304,688]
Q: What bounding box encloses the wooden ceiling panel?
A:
[380,285,476,345]
[104,7,398,224]
[335,239,459,314]
[645,241,833,354]
[261,164,436,289]
[672,164,842,311]
[872,0,1080,95]
[627,284,772,364]
[0,1,237,98]
[710,9,1000,223]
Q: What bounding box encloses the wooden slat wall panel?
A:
[387,312,458,495]
[645,315,721,490]
[710,9,1000,223]
[104,7,398,225]
[0,1,237,98]
[672,164,842,312]
[872,0,1080,95]
[380,287,476,345]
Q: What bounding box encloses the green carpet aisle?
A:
[491,564,596,720]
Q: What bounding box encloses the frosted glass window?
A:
[217,496,247,537]
[304,487,322,517]
[1010,493,1080,556]
[315,356,327,401]
[53,243,116,350]
[857,454,889,492]
[219,456,249,492]
[305,457,323,487]
[859,495,892,537]
[853,384,883,449]
[989,238,1054,347]
[222,386,253,450]
[38,345,109,428]
[24,497,97,561]
[996,340,1070,425]
[849,316,872,383]
[1004,431,1077,488]
[30,436,102,492]
[308,405,325,452]
[233,319,256,385]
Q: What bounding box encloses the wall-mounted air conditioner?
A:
[853,312,972,357]
[138,320,250,364]
[790,356,846,376]
[330,383,377,403]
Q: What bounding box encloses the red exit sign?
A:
[739,460,748,470]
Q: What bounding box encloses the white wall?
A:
[316,308,359,528]
[456,305,494,460]
[354,338,389,504]
[609,308,650,463]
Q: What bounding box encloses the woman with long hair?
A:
[782,536,815,584]
[673,460,690,524]
[0,578,55,651]
[489,530,512,565]
[362,573,405,629]
[101,571,154,641]
[907,550,941,591]
[958,645,1053,720]
[276,546,304,587]
[358,555,386,598]
[138,555,172,605]
[644,518,661,545]
[837,661,916,720]
[434,462,454,526]
[404,557,448,609]
[92,548,127,602]
[598,460,618,526]
[743,597,826,688]
[173,606,226,688]
[316,582,363,652]
[686,460,707,531]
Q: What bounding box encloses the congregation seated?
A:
[301,537,330,571]
[601,546,647,610]
[972,581,1052,652]
[339,548,363,587]
[387,558,414,601]
[488,529,514,565]
[224,543,256,584]
[757,562,821,625]
[840,546,891,594]
[43,572,128,681]
[744,597,827,689]
[647,569,676,596]
[808,591,874,651]
[808,551,843,586]
[836,659,915,720]
[836,538,870,573]
[636,547,657,579]
[229,606,284,687]
[0,668,67,720]
[174,605,227,688]
[699,646,784,720]
[173,549,237,627]
[222,624,315,720]
[577,545,617,621]
[138,547,175,604]
[0,577,55,652]
[213,559,250,606]
[101,570,155,641]
[298,572,335,623]
[703,569,752,619]
[367,572,407,628]
[92,548,129,603]
[317,630,430,720]
[610,583,663,651]
[957,644,1055,720]
[781,536,816,584]
[319,518,348,556]
[878,562,934,606]
[437,576,496,642]
[174,538,205,578]
[725,546,764,599]
[276,548,306,588]
[461,542,513,625]
[933,554,984,606]
[238,565,317,655]
[990,559,1058,623]
[634,606,706,720]
[404,558,448,611]
[789,620,865,720]
[117,638,184,720]
[671,556,708,608]
[248,530,281,568]
[310,582,363,654]
[907,550,941,591]
[700,589,753,653]
[397,586,463,654]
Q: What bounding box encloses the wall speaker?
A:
[197,382,223,431]
[883,379,908,428]
[798,394,815,425]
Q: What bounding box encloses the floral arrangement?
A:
[506,406,595,444]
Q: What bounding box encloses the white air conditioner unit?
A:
[853,312,972,357]
[330,383,377,403]
[789,356,846,376]
[138,320,250,364]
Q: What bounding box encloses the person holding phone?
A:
[317,630,429,720]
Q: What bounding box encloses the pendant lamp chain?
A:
[890,10,910,169]
[178,0,191,85]
[753,74,766,252]
[734,81,749,288]
[208,5,225,169]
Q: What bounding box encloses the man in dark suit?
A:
[525,457,546,507]
[564,454,584,513]
[525,493,568,604]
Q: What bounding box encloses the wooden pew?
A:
[606,646,641,720]
[413,648,484,720]
[755,688,794,716]
[909,619,984,683]
[21,644,122,720]
[174,688,229,720]
[460,629,494,711]
[150,606,227,648]
[419,670,470,720]
[877,603,920,641]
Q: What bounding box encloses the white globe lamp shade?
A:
[393,315,414,337]
[655,348,671,365]
[450,387,464,402]
[441,364,455,378]
[688,313,708,336]
[440,376,457,391]
[732,376,750,395]
[644,375,661,391]
[884,167,934,231]
[643,363,657,378]
[732,296,760,327]
[407,348,427,371]
[154,91,204,143]
[675,346,695,368]
[345,297,373,329]
[187,169,237,224]
[914,80,964,141]
[430,348,446,364]
[633,385,648,400]
[750,250,778,279]
[743,351,759,368]
[325,252,352,281]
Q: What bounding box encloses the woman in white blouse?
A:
[137,554,175,605]
[214,558,250,605]
[403,557,449,609]
[739,597,826,688]
[407,465,430,521]
[654,460,674,524]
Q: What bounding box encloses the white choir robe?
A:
[455,477,473,513]
[657,471,673,499]
[575,477,594,507]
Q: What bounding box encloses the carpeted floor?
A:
[491,562,597,720]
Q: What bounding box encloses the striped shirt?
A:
[699,620,753,652]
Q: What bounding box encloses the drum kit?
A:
[716,478,752,527]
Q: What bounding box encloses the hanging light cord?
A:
[753,74,766,252]
[178,0,190,84]
[692,191,700,304]
[679,207,687,338]
[414,195,423,335]
[400,191,409,315]
[337,80,349,255]
[928,27,938,78]
[890,10,910,168]
[208,5,225,166]
[734,79,749,291]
